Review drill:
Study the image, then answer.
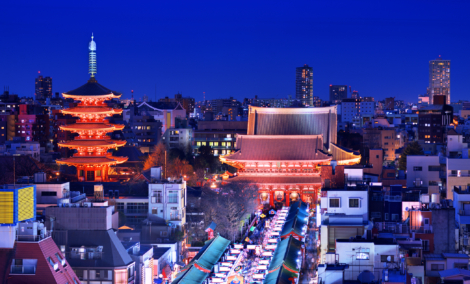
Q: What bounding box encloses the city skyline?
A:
[1,1,470,103]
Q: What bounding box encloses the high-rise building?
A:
[429,57,451,105]
[295,64,313,106]
[35,75,52,100]
[329,85,347,102]
[351,90,360,99]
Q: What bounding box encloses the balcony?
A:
[458,210,470,225]
[376,223,433,234]
[10,265,36,275]
[170,214,182,221]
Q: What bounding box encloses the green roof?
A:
[172,266,209,284]
[268,236,302,273]
[264,266,299,284]
[281,214,307,238]
[172,235,231,284]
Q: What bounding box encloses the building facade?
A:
[329,85,348,103]
[295,64,313,106]
[429,57,451,105]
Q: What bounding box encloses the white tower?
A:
[89,33,97,77]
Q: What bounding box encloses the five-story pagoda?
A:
[56,34,128,182]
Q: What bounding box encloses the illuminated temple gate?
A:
[220,106,361,207]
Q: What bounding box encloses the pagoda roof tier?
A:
[222,135,331,162]
[56,156,128,166]
[62,78,122,99]
[58,139,126,148]
[61,106,123,115]
[227,175,321,184]
[60,123,125,132]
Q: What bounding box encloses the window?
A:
[385,213,389,220]
[428,165,440,171]
[356,252,369,260]
[55,253,66,266]
[431,264,445,271]
[454,263,468,269]
[413,167,422,171]
[197,142,201,146]
[153,191,162,203]
[329,198,340,208]
[116,203,124,212]
[74,269,84,279]
[349,198,360,208]
[391,214,399,221]
[381,255,394,262]
[41,191,57,196]
[371,212,381,219]
[168,191,178,203]
[47,257,59,271]
[127,203,148,214]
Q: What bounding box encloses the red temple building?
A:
[56,35,128,182]
[221,106,360,208]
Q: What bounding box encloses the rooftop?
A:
[63,78,121,98]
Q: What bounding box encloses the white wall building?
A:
[162,128,193,152]
[447,158,470,200]
[148,168,187,228]
[0,141,40,160]
[320,188,369,219]
[406,155,441,188]
[335,239,400,281]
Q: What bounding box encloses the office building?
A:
[429,57,451,105]
[329,85,347,102]
[35,75,52,100]
[295,64,313,106]
[418,104,453,144]
[193,120,247,156]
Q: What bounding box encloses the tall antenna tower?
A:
[89,33,97,77]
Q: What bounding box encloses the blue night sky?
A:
[1,0,470,103]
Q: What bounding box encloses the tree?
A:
[194,145,220,173]
[199,181,259,242]
[143,143,167,170]
[398,141,424,171]
[168,158,194,180]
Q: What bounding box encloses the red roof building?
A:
[0,222,79,284]
[220,106,361,208]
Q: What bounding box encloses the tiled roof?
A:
[58,140,126,148]
[62,106,122,115]
[268,236,302,273]
[63,78,121,97]
[173,235,230,284]
[264,266,298,284]
[224,135,331,161]
[60,123,124,131]
[228,175,321,184]
[8,238,79,284]
[439,268,470,278]
[140,101,179,110]
[62,229,134,268]
[56,156,128,165]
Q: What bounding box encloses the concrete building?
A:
[148,168,187,229]
[329,85,348,103]
[295,64,314,106]
[363,128,397,161]
[431,207,456,254]
[424,253,468,284]
[45,200,136,284]
[418,104,453,144]
[193,120,247,156]
[124,242,154,284]
[335,238,400,281]
[429,57,451,105]
[35,75,53,100]
[162,127,193,153]
[446,158,470,200]
[136,102,186,134]
[0,114,16,143]
[0,137,40,160]
[446,129,469,157]
[406,156,441,188]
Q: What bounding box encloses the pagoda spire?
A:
[88,33,97,77]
